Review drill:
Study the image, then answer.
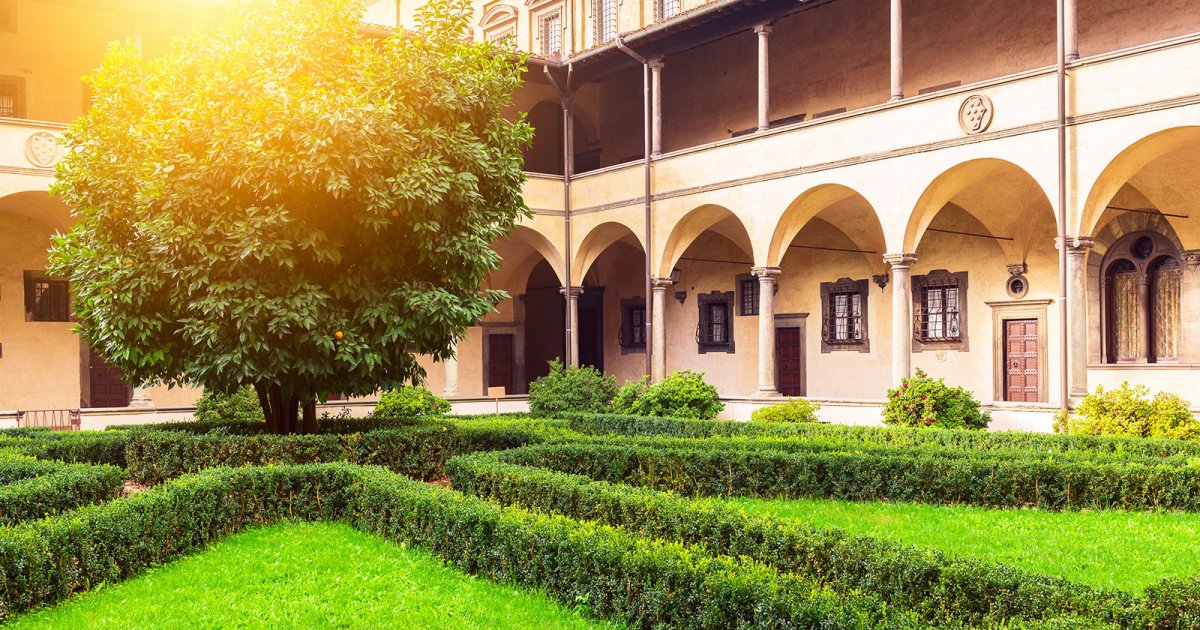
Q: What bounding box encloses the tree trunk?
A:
[253,383,318,435]
[302,399,318,434]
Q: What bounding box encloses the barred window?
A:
[1108,259,1140,361]
[820,278,869,352]
[1151,258,1181,361]
[697,291,734,353]
[24,272,69,322]
[619,298,646,350]
[540,11,562,56]
[0,75,25,119]
[737,276,758,316]
[656,0,680,20]
[911,270,968,351]
[594,0,616,43]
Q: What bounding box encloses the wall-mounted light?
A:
[674,291,687,305]
[670,267,682,285]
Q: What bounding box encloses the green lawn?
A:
[726,496,1200,593]
[9,522,618,629]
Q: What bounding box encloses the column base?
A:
[128,399,156,409]
[443,387,461,399]
[752,388,782,399]
[888,94,904,103]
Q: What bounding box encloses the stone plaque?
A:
[957,94,994,135]
[24,132,61,167]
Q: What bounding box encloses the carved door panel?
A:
[87,349,131,408]
[1004,319,1039,403]
[776,327,805,397]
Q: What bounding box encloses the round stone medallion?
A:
[958,94,994,135]
[24,132,61,168]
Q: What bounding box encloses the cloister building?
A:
[2,0,1200,429]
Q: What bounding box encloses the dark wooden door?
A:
[87,350,131,408]
[487,334,515,395]
[578,292,604,372]
[1004,319,1039,402]
[775,327,805,396]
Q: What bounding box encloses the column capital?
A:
[1182,250,1200,268]
[651,277,675,290]
[648,56,665,70]
[753,23,773,35]
[1007,263,1028,277]
[558,286,584,298]
[1056,236,1095,255]
[751,266,781,281]
[883,253,918,269]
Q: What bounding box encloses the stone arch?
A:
[1079,126,1200,245]
[479,3,518,29]
[903,158,1057,262]
[766,183,886,272]
[492,224,565,287]
[0,191,72,231]
[658,204,753,278]
[573,221,645,285]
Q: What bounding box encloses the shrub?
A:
[495,441,1200,512]
[883,369,989,430]
[611,377,648,413]
[1055,383,1200,441]
[193,386,264,424]
[751,398,820,423]
[447,452,1134,626]
[615,370,724,420]
[527,360,617,416]
[0,432,128,467]
[0,453,124,524]
[372,386,450,418]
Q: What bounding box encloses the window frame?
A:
[539,10,562,57]
[735,274,759,316]
[23,271,70,323]
[0,75,26,119]
[655,0,680,21]
[696,290,735,354]
[820,278,870,353]
[619,297,647,353]
[593,0,616,44]
[1099,231,1183,364]
[911,270,969,352]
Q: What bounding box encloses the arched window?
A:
[1102,232,1182,363]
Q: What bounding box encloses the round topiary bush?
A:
[372,386,450,418]
[1054,382,1199,440]
[194,386,264,423]
[616,370,724,420]
[751,398,820,423]
[528,360,618,417]
[883,369,989,430]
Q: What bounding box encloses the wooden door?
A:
[487,334,515,395]
[87,350,131,408]
[775,327,805,397]
[1004,319,1039,402]
[578,292,604,372]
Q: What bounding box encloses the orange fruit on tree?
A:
[334,331,344,340]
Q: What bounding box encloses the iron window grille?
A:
[540,11,562,56]
[594,0,616,44]
[820,278,869,352]
[738,276,759,316]
[696,291,734,353]
[0,75,25,119]
[911,270,968,351]
[619,298,647,350]
[655,0,680,20]
[24,272,69,322]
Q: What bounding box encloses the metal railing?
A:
[15,409,81,431]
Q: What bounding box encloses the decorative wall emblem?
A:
[24,132,61,168]
[957,94,994,135]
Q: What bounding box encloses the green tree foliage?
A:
[49,0,531,434]
[1055,382,1199,440]
[527,360,618,417]
[194,386,265,424]
[883,369,990,430]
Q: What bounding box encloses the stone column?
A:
[1064,0,1079,62]
[1064,237,1093,400]
[443,340,461,398]
[560,287,582,367]
[754,24,771,132]
[752,267,781,397]
[651,277,673,382]
[1136,272,1151,362]
[128,386,155,408]
[649,57,664,157]
[884,253,917,385]
[889,0,903,101]
[1183,252,1200,364]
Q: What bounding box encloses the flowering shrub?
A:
[883,369,989,430]
[614,370,724,420]
[528,360,618,417]
[372,386,450,418]
[1054,382,1199,440]
[751,398,821,423]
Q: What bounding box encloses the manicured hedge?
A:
[495,442,1200,512]
[561,412,1200,459]
[0,432,128,467]
[0,463,936,628]
[0,454,124,524]
[124,420,565,485]
[447,452,1144,626]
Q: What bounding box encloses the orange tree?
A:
[49,0,531,434]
